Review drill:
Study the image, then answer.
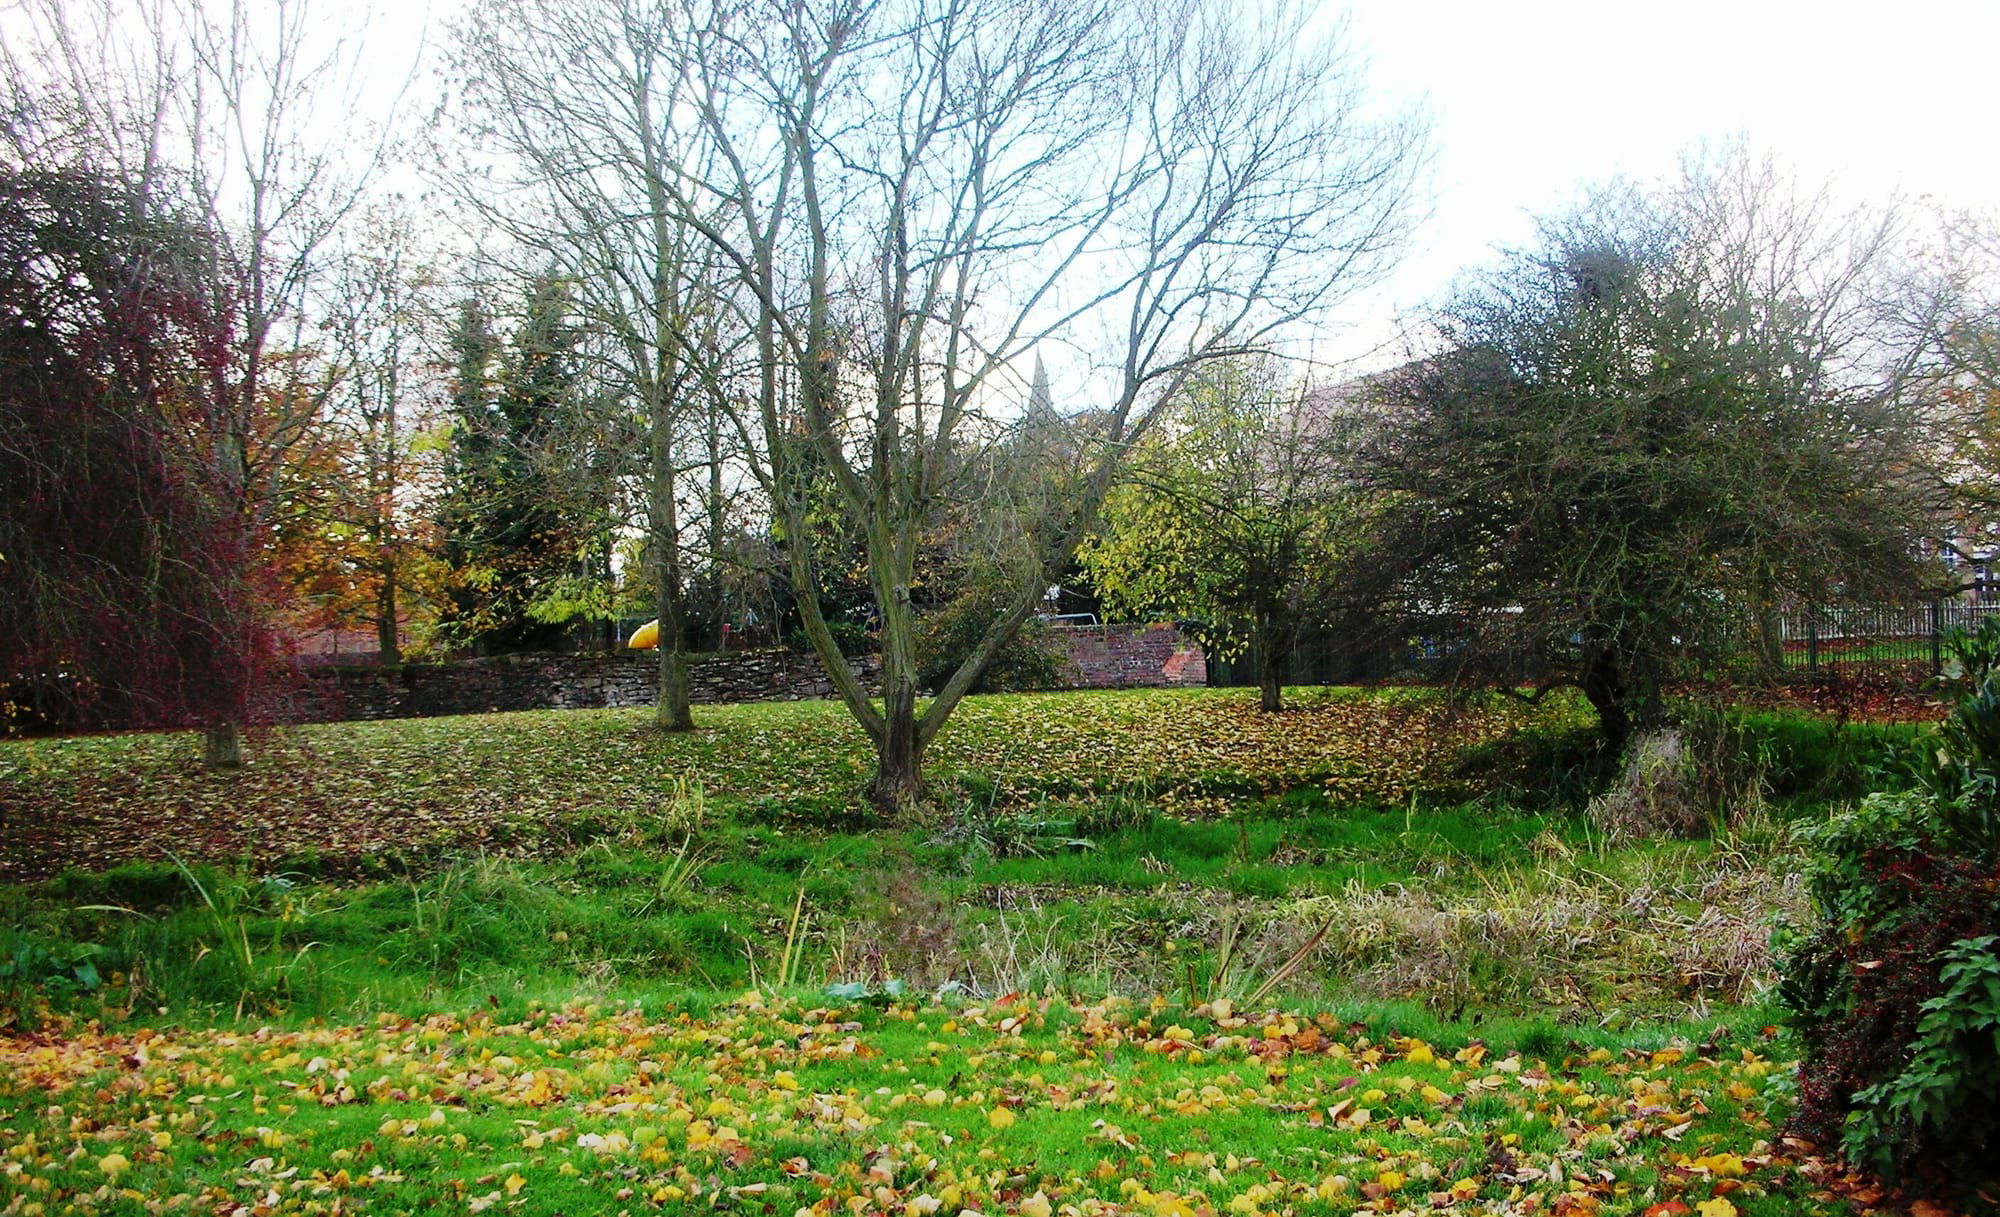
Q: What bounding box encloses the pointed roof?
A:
[1026,354,1055,419]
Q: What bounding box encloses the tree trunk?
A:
[865,525,928,814]
[1256,648,1284,713]
[869,681,926,816]
[596,535,615,652]
[1579,645,1632,758]
[203,722,243,770]
[657,631,693,731]
[649,365,694,732]
[207,425,250,770]
[654,577,695,732]
[376,565,400,666]
[1757,606,1784,673]
[1748,580,1782,675]
[1253,610,1288,712]
[706,402,727,642]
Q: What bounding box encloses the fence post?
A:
[1807,611,1818,677]
[1932,599,1944,675]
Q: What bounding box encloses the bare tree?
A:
[444,0,752,731]
[672,0,1424,809]
[1882,210,2000,578]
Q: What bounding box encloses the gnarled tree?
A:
[1356,157,1932,755]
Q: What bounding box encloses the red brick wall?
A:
[1050,623,1206,689]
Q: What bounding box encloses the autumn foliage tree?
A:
[279,208,449,665]
[0,165,274,735]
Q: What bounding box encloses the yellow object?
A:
[628,619,660,649]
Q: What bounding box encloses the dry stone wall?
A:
[270,649,883,724]
[256,624,1202,726]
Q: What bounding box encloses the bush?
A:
[914,586,1072,694]
[785,620,874,658]
[1776,620,2000,1202]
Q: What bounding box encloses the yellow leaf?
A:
[988,1106,1016,1129]
[505,1173,526,1196]
[1696,1200,1737,1217]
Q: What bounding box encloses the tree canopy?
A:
[1355,162,1932,751]
[1080,356,1365,712]
[0,165,273,732]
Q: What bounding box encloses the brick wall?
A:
[1049,622,1206,689]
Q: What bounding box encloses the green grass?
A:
[0,789,1794,1027]
[0,991,1838,1216]
[0,688,1917,1029]
[0,685,1946,1214]
[1779,637,1932,667]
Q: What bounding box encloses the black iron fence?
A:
[1203,600,2000,690]
[1779,600,2000,676]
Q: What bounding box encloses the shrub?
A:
[914,585,1072,694]
[1776,619,2000,1202]
[785,620,874,658]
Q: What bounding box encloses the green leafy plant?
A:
[746,886,810,991]
[1775,620,2000,1202]
[631,834,710,916]
[1846,935,2000,1168]
[0,935,114,1027]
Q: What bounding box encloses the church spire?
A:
[1027,353,1055,418]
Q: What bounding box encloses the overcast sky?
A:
[361,0,1997,371]
[1309,0,2000,366]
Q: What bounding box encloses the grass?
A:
[0,688,1523,882]
[0,685,1945,1214]
[0,991,1844,1216]
[0,779,1828,1029]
